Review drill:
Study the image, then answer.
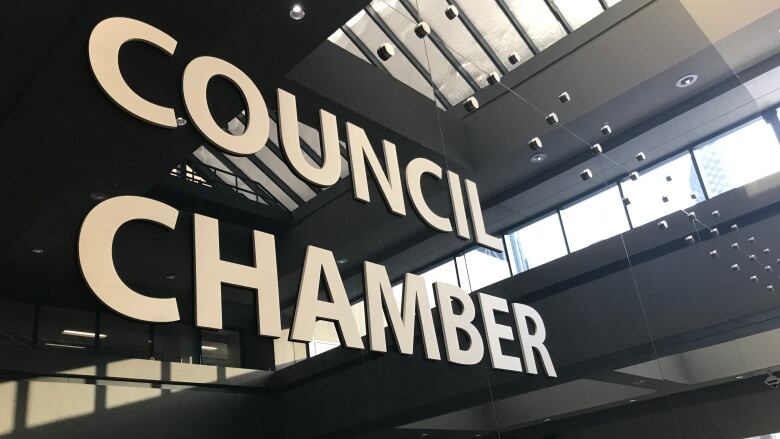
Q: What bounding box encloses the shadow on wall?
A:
[0,358,280,439]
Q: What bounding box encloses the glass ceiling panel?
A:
[191,146,258,202]
[327,29,371,63]
[552,0,604,30]
[411,0,500,86]
[346,9,438,103]
[225,154,299,211]
[504,0,567,51]
[370,0,472,105]
[605,0,622,6]
[456,0,533,70]
[297,122,350,179]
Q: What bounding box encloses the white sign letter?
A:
[435,282,484,365]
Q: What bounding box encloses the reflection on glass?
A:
[552,0,603,29]
[503,0,567,50]
[413,0,499,86]
[505,213,569,274]
[38,306,96,353]
[0,300,34,350]
[347,9,439,102]
[693,117,780,197]
[327,29,371,63]
[153,323,197,363]
[462,247,511,291]
[99,313,150,359]
[560,185,630,252]
[370,0,472,104]
[201,329,242,367]
[455,0,533,70]
[620,152,704,227]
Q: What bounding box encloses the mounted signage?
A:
[79,17,557,376]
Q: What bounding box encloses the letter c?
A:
[88,17,178,128]
[78,196,180,322]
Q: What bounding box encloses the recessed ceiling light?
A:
[176,117,188,126]
[530,152,547,163]
[290,4,305,20]
[675,74,698,88]
[736,375,744,379]
[32,248,44,254]
[90,192,107,201]
[544,418,552,422]
[337,257,348,265]
[166,273,177,280]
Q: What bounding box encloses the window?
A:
[505,213,569,274]
[552,0,603,30]
[201,329,242,367]
[460,247,511,292]
[503,0,567,51]
[620,152,705,227]
[693,117,780,197]
[37,306,97,353]
[99,313,150,359]
[560,185,630,252]
[0,299,34,350]
[419,260,460,306]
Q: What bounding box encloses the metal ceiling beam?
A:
[364,5,454,108]
[200,143,287,211]
[494,0,540,55]
[543,0,574,33]
[397,0,482,92]
[244,152,307,207]
[340,25,388,73]
[597,0,610,11]
[446,0,509,76]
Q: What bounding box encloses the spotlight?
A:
[464,97,479,112]
[558,91,571,104]
[600,124,612,136]
[748,236,756,243]
[487,72,501,85]
[32,248,44,254]
[665,175,672,182]
[546,113,559,126]
[629,171,639,181]
[580,169,593,181]
[731,264,741,272]
[590,143,602,155]
[176,117,188,126]
[528,137,543,151]
[768,285,775,293]
[687,211,696,220]
[731,242,740,250]
[765,266,773,273]
[508,52,520,65]
[530,153,547,163]
[662,195,670,203]
[711,228,720,236]
[690,193,698,200]
[712,210,720,218]
[685,235,695,245]
[635,152,646,162]
[676,74,698,88]
[414,22,431,38]
[377,43,395,61]
[445,5,459,19]
[709,250,719,258]
[748,254,757,261]
[658,220,669,230]
[290,4,305,20]
[750,275,759,283]
[730,224,738,231]
[764,248,771,255]
[622,197,631,206]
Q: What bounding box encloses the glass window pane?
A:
[38,306,96,353]
[504,0,567,51]
[153,323,197,363]
[347,9,440,103]
[419,260,460,307]
[461,247,511,291]
[560,185,630,252]
[201,329,242,367]
[327,29,371,63]
[100,313,150,359]
[456,0,533,70]
[693,118,780,197]
[605,0,622,6]
[620,152,704,227]
[552,0,603,30]
[413,0,500,87]
[368,1,472,104]
[505,213,569,274]
[0,300,34,350]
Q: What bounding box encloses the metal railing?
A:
[170,161,283,210]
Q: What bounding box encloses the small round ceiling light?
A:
[530,152,547,163]
[90,192,107,201]
[166,273,177,280]
[290,4,305,20]
[675,74,698,88]
[176,117,188,127]
[336,257,348,265]
[32,248,45,254]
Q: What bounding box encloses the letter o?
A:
[182,56,270,156]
